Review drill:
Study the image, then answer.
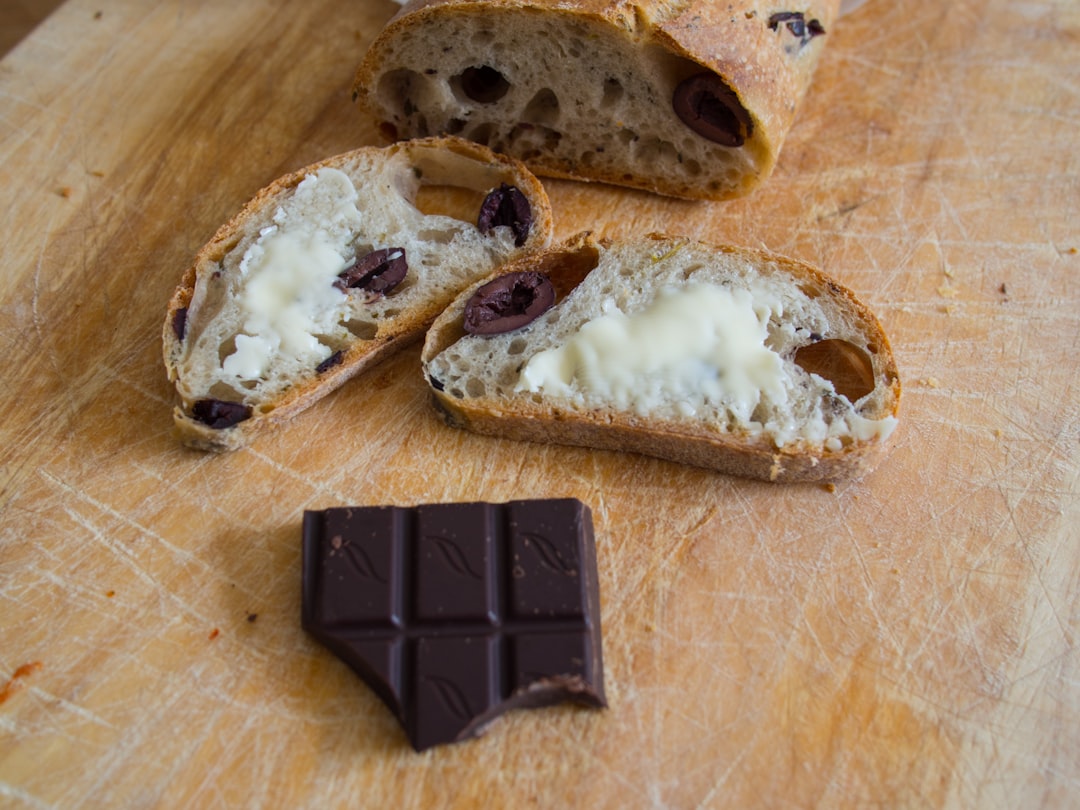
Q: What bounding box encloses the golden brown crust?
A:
[356,0,840,200]
[421,232,901,483]
[163,136,553,451]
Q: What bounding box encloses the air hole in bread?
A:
[344,318,378,341]
[465,378,485,398]
[796,280,823,300]
[465,122,496,146]
[635,137,680,167]
[413,184,488,223]
[600,77,624,109]
[470,29,495,47]
[508,122,562,153]
[215,235,242,259]
[217,335,238,365]
[386,274,415,296]
[531,240,602,300]
[508,338,527,355]
[416,227,462,245]
[454,65,510,104]
[523,88,560,126]
[376,69,433,119]
[794,339,876,403]
[208,381,242,401]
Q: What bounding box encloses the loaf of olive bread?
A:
[356,0,840,200]
[422,232,900,482]
[163,137,553,451]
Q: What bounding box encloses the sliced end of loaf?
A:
[356,1,838,200]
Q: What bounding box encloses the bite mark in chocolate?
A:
[301,499,606,751]
[477,184,533,247]
[463,271,555,335]
[191,398,252,429]
[673,73,753,148]
[336,248,408,295]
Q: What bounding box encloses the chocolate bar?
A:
[301,499,606,751]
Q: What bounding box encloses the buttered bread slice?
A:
[163,137,552,451]
[421,232,901,482]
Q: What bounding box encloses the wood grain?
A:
[1,0,1077,808]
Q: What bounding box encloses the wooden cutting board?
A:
[1,1,1077,807]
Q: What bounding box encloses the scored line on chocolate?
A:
[301,499,605,751]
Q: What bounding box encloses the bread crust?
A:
[356,0,840,200]
[163,136,553,451]
[421,232,901,483]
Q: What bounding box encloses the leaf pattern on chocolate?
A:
[424,675,473,721]
[427,536,484,580]
[340,542,387,584]
[521,532,578,577]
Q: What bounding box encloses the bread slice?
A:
[355,0,840,200]
[421,232,901,482]
[163,137,553,451]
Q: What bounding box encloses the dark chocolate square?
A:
[301,499,605,751]
[414,503,496,623]
[305,507,403,628]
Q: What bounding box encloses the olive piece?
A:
[477,184,533,247]
[336,248,408,294]
[172,307,188,341]
[191,398,252,429]
[463,271,555,335]
[316,351,344,374]
[672,73,753,148]
[768,12,826,46]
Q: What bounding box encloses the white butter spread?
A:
[517,283,788,421]
[515,281,898,447]
[848,413,898,442]
[221,168,362,380]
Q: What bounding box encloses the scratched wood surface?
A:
[1,1,1077,807]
